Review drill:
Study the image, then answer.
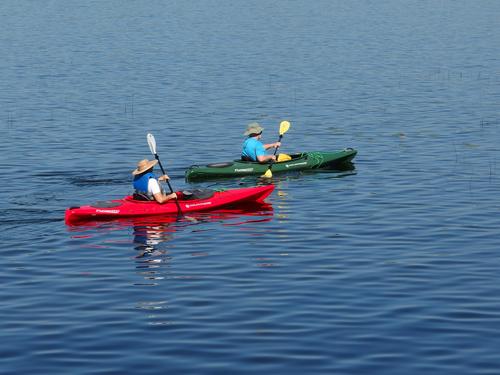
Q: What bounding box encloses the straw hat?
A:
[132,159,158,175]
[244,122,264,136]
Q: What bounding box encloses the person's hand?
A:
[158,174,170,182]
[167,192,177,200]
[275,142,281,148]
[269,155,277,162]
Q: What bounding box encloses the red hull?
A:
[65,185,274,225]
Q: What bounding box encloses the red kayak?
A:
[65,185,274,225]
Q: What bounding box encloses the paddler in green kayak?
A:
[241,122,281,163]
[132,159,178,203]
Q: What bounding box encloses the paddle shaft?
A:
[272,134,283,156]
[153,154,183,215]
[264,134,284,176]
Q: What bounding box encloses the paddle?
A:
[147,133,183,217]
[261,120,291,178]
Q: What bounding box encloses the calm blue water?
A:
[2,1,500,374]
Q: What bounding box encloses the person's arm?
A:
[153,191,178,204]
[256,154,276,163]
[263,142,281,150]
[149,178,177,204]
[254,141,277,163]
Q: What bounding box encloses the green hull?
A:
[185,149,357,181]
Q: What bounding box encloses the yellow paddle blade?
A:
[279,120,290,135]
[277,153,292,162]
[262,168,273,178]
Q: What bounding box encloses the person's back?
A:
[242,136,266,162]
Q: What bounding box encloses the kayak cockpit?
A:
[232,153,306,165]
[90,200,123,208]
[124,189,216,204]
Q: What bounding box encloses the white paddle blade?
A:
[147,133,157,155]
[279,120,290,135]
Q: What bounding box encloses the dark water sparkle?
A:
[1,1,500,374]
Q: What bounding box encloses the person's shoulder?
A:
[148,178,161,194]
[243,137,255,146]
[248,137,261,144]
[148,178,160,187]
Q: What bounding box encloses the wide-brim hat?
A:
[132,159,158,175]
[244,122,264,136]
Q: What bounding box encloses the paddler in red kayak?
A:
[132,159,177,203]
[241,122,281,163]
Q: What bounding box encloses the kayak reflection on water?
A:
[66,204,274,263]
[131,204,274,259]
[133,222,174,258]
[130,204,273,326]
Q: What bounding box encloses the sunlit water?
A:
[1,1,500,374]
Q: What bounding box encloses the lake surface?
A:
[2,1,500,374]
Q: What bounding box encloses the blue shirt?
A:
[241,137,266,161]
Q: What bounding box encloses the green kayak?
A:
[185,149,357,181]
